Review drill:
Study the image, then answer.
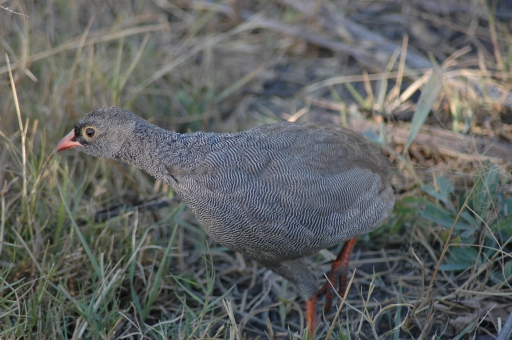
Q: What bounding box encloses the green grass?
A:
[1,0,512,339]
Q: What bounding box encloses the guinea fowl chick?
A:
[57,107,394,331]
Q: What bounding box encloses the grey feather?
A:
[67,107,395,299]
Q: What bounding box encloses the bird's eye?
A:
[85,127,95,138]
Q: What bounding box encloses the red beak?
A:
[57,129,82,151]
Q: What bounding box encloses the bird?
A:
[57,107,394,331]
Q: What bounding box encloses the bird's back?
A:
[167,122,394,263]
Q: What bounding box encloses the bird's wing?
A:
[185,123,393,257]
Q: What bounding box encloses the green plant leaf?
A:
[437,176,454,201]
[401,196,430,206]
[142,223,178,319]
[439,263,470,271]
[505,261,512,282]
[420,177,454,206]
[451,247,480,265]
[460,210,477,226]
[58,186,102,279]
[491,214,512,238]
[440,247,480,272]
[420,202,471,230]
[501,197,512,216]
[404,69,443,153]
[344,82,372,109]
[421,181,452,209]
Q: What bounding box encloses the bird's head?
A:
[57,107,142,159]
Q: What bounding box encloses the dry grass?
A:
[1,0,512,339]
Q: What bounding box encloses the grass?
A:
[1,0,512,339]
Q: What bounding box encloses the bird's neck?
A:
[113,121,216,185]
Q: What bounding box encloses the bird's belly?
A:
[174,178,393,263]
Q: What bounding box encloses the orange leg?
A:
[306,295,317,332]
[320,238,357,311]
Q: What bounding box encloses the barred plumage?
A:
[58,107,394,323]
